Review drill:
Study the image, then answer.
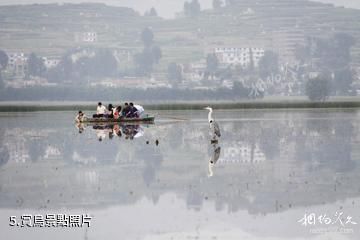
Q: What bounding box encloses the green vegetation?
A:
[296,33,356,96]
[0,50,8,89]
[46,48,118,83]
[205,53,219,80]
[306,76,331,101]
[27,53,46,77]
[167,62,183,86]
[258,51,279,79]
[184,0,201,18]
[134,27,162,76]
[212,0,223,10]
[144,7,158,17]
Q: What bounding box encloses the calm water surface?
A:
[0,109,359,239]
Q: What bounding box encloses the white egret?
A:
[204,106,221,141]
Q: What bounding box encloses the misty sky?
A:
[0,0,359,18]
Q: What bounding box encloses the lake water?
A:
[0,109,359,239]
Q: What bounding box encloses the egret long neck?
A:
[208,109,213,122]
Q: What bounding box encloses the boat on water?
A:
[79,115,155,123]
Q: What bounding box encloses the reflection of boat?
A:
[77,122,149,141]
[80,116,155,123]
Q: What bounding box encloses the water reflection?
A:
[0,110,359,238]
[77,123,148,141]
[208,142,221,177]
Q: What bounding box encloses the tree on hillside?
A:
[306,76,330,101]
[0,50,8,70]
[233,81,250,98]
[141,27,154,48]
[47,54,73,83]
[294,43,311,64]
[248,48,255,73]
[27,53,46,77]
[333,68,354,95]
[298,33,355,70]
[151,46,162,64]
[295,33,356,95]
[205,53,219,80]
[134,48,154,75]
[213,0,223,10]
[149,7,158,16]
[327,33,356,68]
[135,28,162,76]
[0,50,8,89]
[167,62,183,86]
[92,49,118,77]
[184,0,201,18]
[225,0,236,6]
[145,7,158,17]
[258,51,279,79]
[0,72,4,89]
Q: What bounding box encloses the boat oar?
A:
[156,114,189,121]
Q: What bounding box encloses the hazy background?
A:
[0,0,359,18]
[1,0,360,101]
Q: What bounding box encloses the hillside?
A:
[0,1,360,68]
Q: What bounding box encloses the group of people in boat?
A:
[94,102,144,119]
[75,102,145,123]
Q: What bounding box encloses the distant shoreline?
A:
[1,99,360,112]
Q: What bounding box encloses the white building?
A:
[75,32,98,43]
[43,57,60,69]
[82,32,97,42]
[7,52,28,76]
[183,60,206,82]
[214,47,265,67]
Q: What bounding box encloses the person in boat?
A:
[122,102,130,117]
[75,110,86,123]
[127,102,138,118]
[93,102,107,118]
[134,104,145,118]
[107,104,114,118]
[113,106,122,120]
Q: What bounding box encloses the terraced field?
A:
[1,0,360,68]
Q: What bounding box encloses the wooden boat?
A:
[80,115,155,123]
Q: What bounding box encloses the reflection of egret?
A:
[204,106,221,142]
[208,143,221,177]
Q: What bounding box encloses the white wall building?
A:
[82,32,97,42]
[214,47,265,67]
[7,52,28,76]
[43,57,60,69]
[75,32,98,43]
